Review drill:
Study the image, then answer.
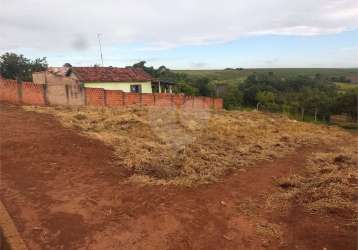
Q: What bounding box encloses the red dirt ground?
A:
[0,103,356,250]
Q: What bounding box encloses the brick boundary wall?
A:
[21,83,46,105]
[86,90,223,110]
[84,88,105,106]
[0,79,19,103]
[0,79,223,109]
[0,79,46,105]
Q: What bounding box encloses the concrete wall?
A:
[84,81,153,93]
[33,72,85,105]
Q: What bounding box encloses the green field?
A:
[174,68,358,82]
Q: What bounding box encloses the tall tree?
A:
[336,89,358,123]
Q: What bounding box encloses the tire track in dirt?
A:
[0,103,355,249]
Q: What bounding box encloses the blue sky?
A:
[1,0,357,69]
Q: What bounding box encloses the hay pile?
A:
[24,105,350,186]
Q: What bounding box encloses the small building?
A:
[74,67,154,93]
[33,66,177,94]
[34,66,154,93]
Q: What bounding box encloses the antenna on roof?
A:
[97,33,104,66]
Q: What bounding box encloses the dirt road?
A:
[0,103,355,249]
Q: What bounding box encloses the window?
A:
[130,84,142,93]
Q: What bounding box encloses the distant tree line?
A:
[132,61,357,123]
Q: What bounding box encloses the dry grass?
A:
[273,138,358,222]
[24,105,350,186]
[234,198,261,216]
[256,221,282,240]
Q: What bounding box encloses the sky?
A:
[0,0,357,69]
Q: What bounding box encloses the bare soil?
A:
[0,103,356,250]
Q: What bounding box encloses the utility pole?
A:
[97,33,104,66]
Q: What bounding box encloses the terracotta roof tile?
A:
[72,67,153,82]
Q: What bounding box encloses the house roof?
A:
[72,67,153,82]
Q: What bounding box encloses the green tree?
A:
[195,77,213,96]
[0,52,47,82]
[336,88,358,123]
[221,84,243,109]
[176,83,198,96]
[255,91,276,111]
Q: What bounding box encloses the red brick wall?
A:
[106,90,124,107]
[154,93,173,107]
[213,98,223,110]
[142,94,155,106]
[183,96,195,109]
[203,97,213,109]
[0,79,46,105]
[21,82,45,105]
[85,88,105,106]
[0,79,19,103]
[193,96,205,109]
[125,93,141,106]
[0,80,223,110]
[173,95,185,107]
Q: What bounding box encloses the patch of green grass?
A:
[335,82,358,91]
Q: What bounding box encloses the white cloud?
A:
[250,26,347,36]
[0,0,357,51]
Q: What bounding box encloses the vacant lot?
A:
[0,102,356,249]
[23,105,348,185]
